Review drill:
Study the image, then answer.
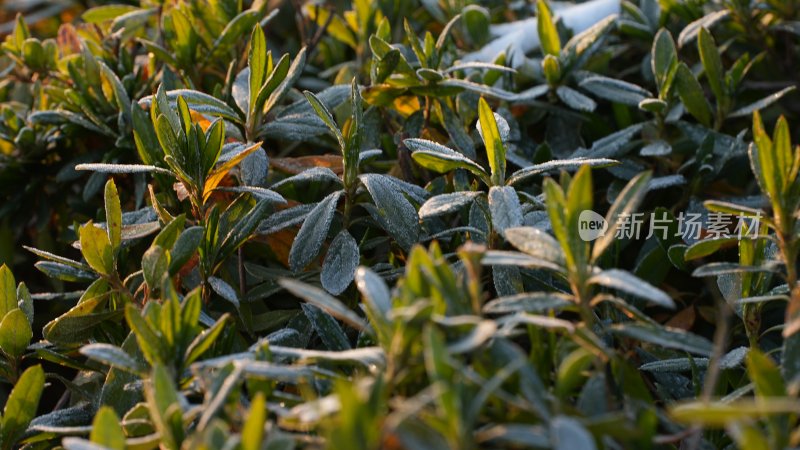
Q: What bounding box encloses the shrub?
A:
[0,0,799,448]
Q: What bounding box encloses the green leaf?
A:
[202,119,225,175]
[208,277,240,310]
[145,364,183,449]
[592,171,652,261]
[684,237,738,261]
[248,25,266,119]
[153,215,187,250]
[578,76,652,106]
[423,326,460,428]
[537,0,561,56]
[773,115,794,191]
[504,227,566,267]
[784,329,800,384]
[28,109,116,137]
[750,110,778,202]
[508,158,618,185]
[670,399,800,427]
[419,191,483,219]
[482,250,565,272]
[140,89,242,124]
[747,349,785,397]
[359,174,420,250]
[74,163,174,176]
[1,365,44,449]
[0,309,31,359]
[169,226,203,275]
[304,91,345,150]
[83,5,140,23]
[462,5,490,45]
[344,78,363,188]
[205,10,260,61]
[728,423,771,450]
[90,407,125,449]
[611,323,713,356]
[588,269,675,308]
[728,86,796,118]
[703,200,765,220]
[540,54,561,85]
[651,28,677,95]
[104,179,122,252]
[98,62,132,125]
[16,283,32,325]
[279,278,367,330]
[488,186,522,235]
[125,304,163,366]
[217,197,275,261]
[556,86,596,112]
[289,190,343,272]
[374,48,401,83]
[697,27,726,105]
[142,245,170,290]
[241,393,266,450]
[478,97,506,185]
[79,222,114,276]
[21,39,44,70]
[543,178,572,269]
[677,10,730,48]
[302,304,351,351]
[483,292,574,314]
[308,6,356,48]
[184,314,230,365]
[43,286,120,345]
[80,343,145,375]
[565,165,592,269]
[321,230,359,295]
[354,267,392,323]
[0,265,16,319]
[261,47,307,118]
[674,63,712,127]
[254,53,289,114]
[406,138,489,183]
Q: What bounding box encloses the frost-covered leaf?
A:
[579,75,652,106]
[419,192,483,219]
[588,269,674,308]
[302,304,351,351]
[728,86,796,118]
[677,10,730,47]
[279,278,366,330]
[208,276,240,309]
[611,323,713,356]
[359,174,419,250]
[508,158,618,185]
[483,292,574,314]
[503,226,565,266]
[556,86,596,112]
[321,230,359,295]
[406,138,489,181]
[488,186,522,235]
[289,190,343,272]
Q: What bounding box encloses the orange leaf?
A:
[190,110,212,132]
[203,142,262,202]
[393,95,421,118]
[666,306,696,331]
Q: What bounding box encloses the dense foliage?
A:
[1,0,799,448]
